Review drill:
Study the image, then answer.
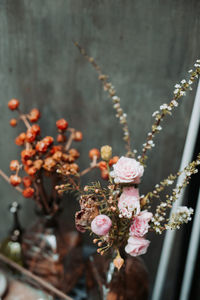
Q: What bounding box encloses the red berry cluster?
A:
[8,99,83,201]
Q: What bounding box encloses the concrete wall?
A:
[0,0,199,298]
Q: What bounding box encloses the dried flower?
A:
[101,145,112,161]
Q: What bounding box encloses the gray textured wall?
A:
[0,0,199,298]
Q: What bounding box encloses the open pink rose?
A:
[130,210,153,237]
[118,187,140,218]
[110,156,144,184]
[91,214,112,236]
[125,236,150,256]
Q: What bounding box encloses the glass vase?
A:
[86,250,149,300]
[22,213,83,293]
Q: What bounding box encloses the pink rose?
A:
[118,187,140,218]
[91,214,112,236]
[110,156,144,184]
[125,236,150,256]
[130,210,153,237]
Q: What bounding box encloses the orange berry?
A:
[101,169,109,180]
[50,145,62,154]
[36,141,48,153]
[89,148,100,160]
[26,128,36,143]
[109,156,119,166]
[21,149,36,161]
[10,118,17,127]
[43,136,54,146]
[10,175,21,186]
[24,159,33,167]
[26,166,37,176]
[73,131,83,142]
[69,148,80,159]
[70,163,79,172]
[57,134,66,143]
[10,160,20,171]
[28,108,40,122]
[52,151,63,161]
[15,132,26,146]
[34,159,43,170]
[98,161,107,171]
[56,118,68,130]
[22,176,32,187]
[31,124,41,135]
[22,187,34,198]
[8,99,19,110]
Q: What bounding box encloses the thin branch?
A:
[0,253,72,300]
[74,42,132,156]
[80,155,98,176]
[65,128,75,151]
[17,109,31,129]
[0,169,23,193]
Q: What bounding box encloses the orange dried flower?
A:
[22,187,34,198]
[52,151,63,161]
[8,99,19,110]
[69,148,80,159]
[50,145,62,154]
[109,156,119,166]
[98,161,107,171]
[10,175,21,186]
[26,166,37,176]
[26,128,36,143]
[89,148,100,160]
[43,136,54,146]
[36,141,48,153]
[57,134,66,143]
[43,157,56,172]
[28,108,40,122]
[73,131,83,141]
[31,124,41,135]
[10,118,17,127]
[21,149,36,161]
[22,176,32,187]
[56,118,68,130]
[101,169,109,180]
[10,160,20,171]
[15,132,26,146]
[34,159,43,170]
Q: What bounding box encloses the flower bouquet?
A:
[63,44,199,299]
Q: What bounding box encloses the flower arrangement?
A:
[0,99,102,215]
[67,44,200,270]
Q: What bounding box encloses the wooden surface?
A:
[0,1,200,299]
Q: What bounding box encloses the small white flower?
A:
[171,100,178,107]
[152,111,159,117]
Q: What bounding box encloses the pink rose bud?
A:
[118,187,140,218]
[125,236,150,257]
[91,214,112,236]
[130,210,153,237]
[110,156,144,184]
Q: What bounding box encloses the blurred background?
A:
[0,0,199,299]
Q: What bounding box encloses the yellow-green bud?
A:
[101,145,112,161]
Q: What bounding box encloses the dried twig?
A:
[0,253,72,300]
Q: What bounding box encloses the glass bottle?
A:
[0,202,23,265]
